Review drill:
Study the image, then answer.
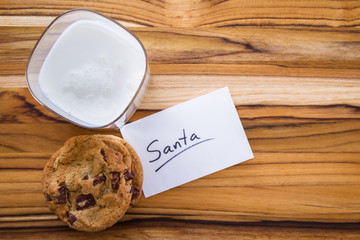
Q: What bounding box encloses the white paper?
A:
[120,87,254,197]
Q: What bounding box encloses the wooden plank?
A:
[2,74,360,109]
[0,0,359,27]
[141,75,360,108]
[0,119,358,153]
[1,88,360,124]
[1,27,359,76]
[0,220,359,239]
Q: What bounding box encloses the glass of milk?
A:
[26,9,149,129]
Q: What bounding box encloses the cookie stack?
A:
[42,135,143,232]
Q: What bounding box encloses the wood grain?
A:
[0,0,360,27]
[2,26,360,76]
[0,89,359,224]
[1,0,360,238]
[0,220,360,240]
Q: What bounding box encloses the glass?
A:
[26,9,149,129]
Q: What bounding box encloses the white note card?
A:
[120,87,253,197]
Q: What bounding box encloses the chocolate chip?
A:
[93,175,106,186]
[56,184,67,204]
[76,194,96,210]
[132,188,140,200]
[83,175,89,180]
[100,149,107,162]
[124,169,134,181]
[45,192,52,201]
[67,213,77,225]
[111,172,120,190]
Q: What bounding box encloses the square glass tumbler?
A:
[26,9,149,129]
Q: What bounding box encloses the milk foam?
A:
[39,20,146,127]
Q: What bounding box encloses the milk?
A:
[39,19,146,127]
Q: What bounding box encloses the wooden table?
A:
[1,1,360,239]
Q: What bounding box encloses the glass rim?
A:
[25,8,149,129]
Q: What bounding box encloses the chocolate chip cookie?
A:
[42,135,134,232]
[94,135,143,206]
